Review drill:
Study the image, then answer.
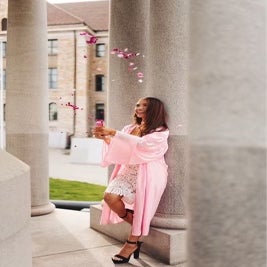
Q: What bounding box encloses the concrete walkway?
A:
[32,209,178,267]
[49,148,108,186]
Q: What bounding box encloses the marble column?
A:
[187,1,266,267]
[6,0,55,216]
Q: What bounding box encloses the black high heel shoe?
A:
[111,240,143,264]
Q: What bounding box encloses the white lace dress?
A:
[105,164,139,204]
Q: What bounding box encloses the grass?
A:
[49,178,106,201]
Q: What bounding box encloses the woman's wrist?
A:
[110,129,116,136]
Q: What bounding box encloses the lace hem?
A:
[105,179,136,204]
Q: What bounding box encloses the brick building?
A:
[0,0,109,146]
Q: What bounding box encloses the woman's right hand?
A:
[92,126,116,144]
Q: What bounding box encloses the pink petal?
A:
[137,72,144,78]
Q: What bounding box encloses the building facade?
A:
[0,1,109,147]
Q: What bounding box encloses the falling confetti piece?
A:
[86,36,97,44]
[80,32,98,45]
[66,102,79,110]
[137,72,144,78]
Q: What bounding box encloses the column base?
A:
[90,204,187,265]
[151,212,187,229]
[31,202,55,216]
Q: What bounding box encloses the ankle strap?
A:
[119,210,128,219]
[126,240,138,244]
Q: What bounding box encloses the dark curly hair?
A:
[133,97,168,136]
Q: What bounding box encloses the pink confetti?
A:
[80,32,98,45]
[86,36,97,44]
[137,72,144,78]
[111,48,137,60]
[66,102,79,110]
[111,47,145,83]
[95,120,104,127]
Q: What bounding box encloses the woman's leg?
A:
[104,192,133,224]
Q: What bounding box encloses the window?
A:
[2,42,6,57]
[48,39,58,55]
[49,102,58,121]
[3,104,5,121]
[96,44,105,57]
[95,75,104,91]
[2,69,6,90]
[48,68,57,89]
[1,18,7,31]
[95,103,104,120]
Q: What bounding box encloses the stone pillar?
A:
[107,0,150,128]
[187,1,266,267]
[6,0,55,216]
[148,0,189,231]
[0,150,32,267]
[90,0,188,265]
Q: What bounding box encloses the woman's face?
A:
[135,98,148,121]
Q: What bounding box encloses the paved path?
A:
[49,148,108,186]
[32,209,178,267]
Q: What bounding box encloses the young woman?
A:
[92,97,169,264]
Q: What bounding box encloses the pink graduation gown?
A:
[100,124,169,236]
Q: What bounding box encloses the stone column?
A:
[148,0,189,230]
[187,1,266,267]
[107,0,150,128]
[90,0,189,264]
[6,0,55,216]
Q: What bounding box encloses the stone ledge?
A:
[90,204,187,265]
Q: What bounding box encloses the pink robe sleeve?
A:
[101,128,169,166]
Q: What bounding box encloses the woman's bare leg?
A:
[104,192,133,224]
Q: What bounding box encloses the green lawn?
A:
[49,178,106,201]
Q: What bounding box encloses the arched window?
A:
[1,18,7,31]
[49,102,58,121]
